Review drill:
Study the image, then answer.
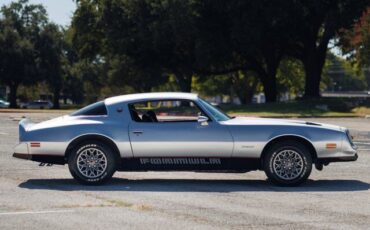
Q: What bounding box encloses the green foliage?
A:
[36,23,65,108]
[276,59,305,97]
[0,0,47,107]
[324,52,368,91]
[71,0,170,93]
[339,8,370,70]
[1,0,369,108]
[287,0,369,98]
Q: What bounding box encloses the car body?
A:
[23,100,53,109]
[13,92,357,185]
[0,100,10,108]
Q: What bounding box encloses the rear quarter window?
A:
[71,101,108,116]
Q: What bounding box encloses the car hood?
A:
[220,117,344,132]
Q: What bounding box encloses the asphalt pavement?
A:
[0,112,369,230]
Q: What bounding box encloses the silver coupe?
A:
[13,92,358,186]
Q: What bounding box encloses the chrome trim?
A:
[273,149,304,180]
[77,147,107,178]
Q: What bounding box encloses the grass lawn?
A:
[0,108,73,113]
[221,102,370,118]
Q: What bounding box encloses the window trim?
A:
[127,99,212,123]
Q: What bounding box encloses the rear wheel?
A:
[68,141,117,185]
[263,141,312,186]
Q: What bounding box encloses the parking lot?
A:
[1,112,370,230]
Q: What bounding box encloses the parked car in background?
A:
[0,100,10,108]
[23,100,53,109]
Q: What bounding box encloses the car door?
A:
[128,99,233,157]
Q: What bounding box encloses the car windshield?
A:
[198,98,231,122]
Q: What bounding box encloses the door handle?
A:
[132,130,144,135]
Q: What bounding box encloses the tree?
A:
[276,58,305,98]
[36,23,64,108]
[194,71,259,105]
[339,8,370,70]
[0,0,47,107]
[288,0,369,99]
[107,55,165,93]
[195,0,294,102]
[230,71,259,104]
[62,27,84,104]
[72,0,168,93]
[104,0,202,92]
[324,52,368,91]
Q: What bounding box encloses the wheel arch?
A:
[260,135,317,165]
[65,134,121,162]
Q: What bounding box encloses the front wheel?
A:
[68,141,117,185]
[263,141,312,186]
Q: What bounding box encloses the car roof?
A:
[105,92,198,106]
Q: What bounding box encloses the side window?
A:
[71,101,108,116]
[129,100,206,122]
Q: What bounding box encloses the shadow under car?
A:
[19,178,370,193]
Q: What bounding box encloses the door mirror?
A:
[197,115,209,125]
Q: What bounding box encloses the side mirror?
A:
[197,115,209,125]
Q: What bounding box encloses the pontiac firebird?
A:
[13,92,358,186]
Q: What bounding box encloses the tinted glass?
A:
[198,99,230,121]
[130,100,207,122]
[71,101,107,116]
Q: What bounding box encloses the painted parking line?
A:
[0,210,74,216]
[354,142,370,145]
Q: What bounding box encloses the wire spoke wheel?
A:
[77,147,107,178]
[272,149,304,180]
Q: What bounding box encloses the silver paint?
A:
[14,92,357,163]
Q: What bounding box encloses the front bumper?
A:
[317,153,358,164]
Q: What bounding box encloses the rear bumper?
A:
[13,153,65,165]
[13,153,31,160]
[317,153,358,164]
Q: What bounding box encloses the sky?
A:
[0,0,76,26]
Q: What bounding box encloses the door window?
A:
[128,100,207,122]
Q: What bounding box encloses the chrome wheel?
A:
[77,148,107,178]
[272,150,304,180]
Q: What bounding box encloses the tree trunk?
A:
[244,79,258,104]
[251,54,280,103]
[303,60,321,99]
[175,73,192,106]
[301,29,330,99]
[302,49,327,99]
[261,76,277,103]
[176,74,192,92]
[52,88,60,109]
[237,90,255,105]
[8,83,18,108]
[258,62,278,103]
[234,79,257,105]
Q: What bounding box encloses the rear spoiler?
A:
[19,118,34,141]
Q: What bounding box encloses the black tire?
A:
[263,141,312,186]
[68,141,117,185]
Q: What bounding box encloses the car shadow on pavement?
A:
[19,178,370,192]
